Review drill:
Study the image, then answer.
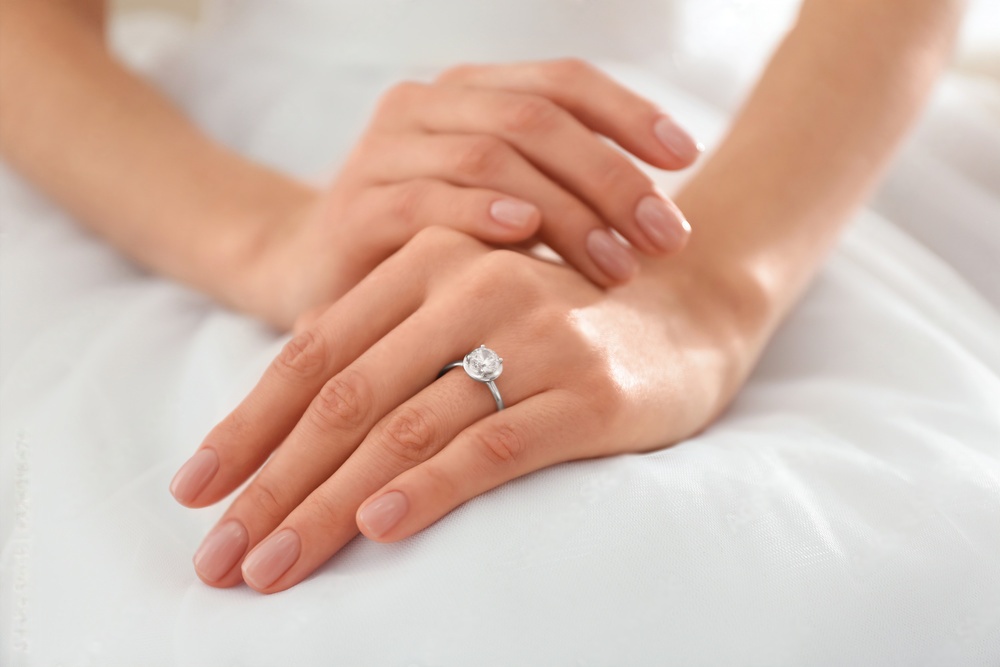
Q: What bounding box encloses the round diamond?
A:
[463,346,503,382]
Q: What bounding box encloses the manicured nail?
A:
[358,490,409,538]
[169,449,219,504]
[242,528,301,590]
[653,115,701,162]
[490,198,538,229]
[635,194,690,251]
[586,228,638,281]
[194,520,249,583]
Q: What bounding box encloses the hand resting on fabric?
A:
[171,225,765,593]
[244,59,699,329]
[167,0,965,592]
[0,0,963,596]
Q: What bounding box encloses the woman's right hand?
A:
[239,59,702,329]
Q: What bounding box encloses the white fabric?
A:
[2,1,1000,665]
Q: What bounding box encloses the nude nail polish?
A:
[653,115,702,162]
[358,490,409,538]
[635,194,690,251]
[194,520,249,583]
[169,449,219,504]
[242,528,301,590]
[586,228,638,281]
[490,198,538,228]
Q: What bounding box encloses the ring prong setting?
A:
[463,345,503,382]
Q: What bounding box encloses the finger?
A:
[357,390,588,542]
[361,133,639,286]
[190,300,483,588]
[168,228,464,511]
[239,342,541,593]
[437,58,703,169]
[374,83,691,257]
[356,178,541,247]
[293,304,328,335]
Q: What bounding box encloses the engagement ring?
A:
[439,345,505,411]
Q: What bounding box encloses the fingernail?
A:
[490,198,538,228]
[586,228,638,281]
[193,520,249,583]
[242,528,301,590]
[653,115,701,162]
[169,449,219,504]
[358,490,409,538]
[635,194,690,251]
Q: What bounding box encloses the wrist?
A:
[639,164,831,355]
[191,155,319,321]
[639,232,777,350]
[633,188,788,409]
[627,226,776,420]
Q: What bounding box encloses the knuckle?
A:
[300,491,342,533]
[454,136,509,178]
[398,226,484,284]
[503,96,559,134]
[590,154,639,195]
[473,423,526,466]
[389,180,430,225]
[466,249,542,302]
[407,224,468,255]
[387,406,437,447]
[480,247,526,274]
[546,57,593,83]
[242,479,286,522]
[378,405,437,465]
[311,370,371,430]
[273,330,328,379]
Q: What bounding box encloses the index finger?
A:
[435,58,703,170]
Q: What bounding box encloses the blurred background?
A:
[111,0,1000,80]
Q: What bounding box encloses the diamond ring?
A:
[439,345,505,411]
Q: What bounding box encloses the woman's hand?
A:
[169,226,770,593]
[1,14,699,335]
[239,59,700,329]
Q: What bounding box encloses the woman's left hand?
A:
[169,226,767,593]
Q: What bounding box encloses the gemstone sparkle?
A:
[463,345,503,382]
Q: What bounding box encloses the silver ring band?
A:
[439,345,505,411]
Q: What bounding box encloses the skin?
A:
[0,0,699,329]
[255,62,700,327]
[0,0,966,594]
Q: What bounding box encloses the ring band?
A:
[439,345,505,411]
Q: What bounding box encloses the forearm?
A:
[0,0,312,308]
[660,0,965,341]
